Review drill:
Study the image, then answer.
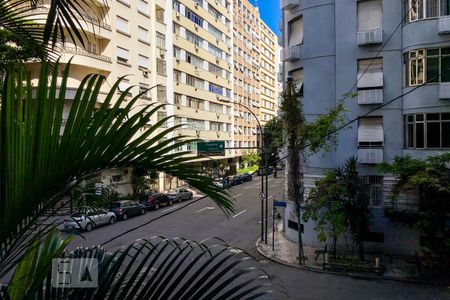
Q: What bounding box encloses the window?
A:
[288,17,303,46]
[138,0,149,15]
[156,32,166,49]
[156,58,166,76]
[290,68,304,95]
[118,78,131,95]
[208,24,223,41]
[408,0,447,22]
[138,26,149,43]
[116,47,129,63]
[185,8,203,26]
[358,117,384,147]
[116,16,129,34]
[138,54,149,69]
[404,113,450,148]
[174,93,182,105]
[186,52,204,68]
[209,102,223,113]
[186,118,205,129]
[157,111,168,127]
[186,30,203,47]
[208,43,222,58]
[209,83,223,95]
[187,96,204,109]
[360,176,384,207]
[173,0,181,12]
[357,58,383,88]
[185,74,204,89]
[208,3,222,19]
[406,48,450,86]
[357,0,382,31]
[139,83,150,99]
[174,70,181,83]
[209,63,222,76]
[156,6,164,23]
[157,85,166,102]
[210,121,222,131]
[174,46,182,59]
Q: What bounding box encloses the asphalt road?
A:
[62,175,449,300]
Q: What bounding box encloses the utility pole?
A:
[263,127,269,244]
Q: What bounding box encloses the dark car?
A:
[109,200,146,220]
[230,175,243,186]
[141,192,173,210]
[241,173,253,182]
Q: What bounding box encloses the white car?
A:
[64,207,116,232]
[167,188,193,202]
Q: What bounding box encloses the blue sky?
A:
[249,0,281,35]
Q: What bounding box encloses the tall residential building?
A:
[281,0,450,255]
[171,0,235,174]
[232,0,279,160]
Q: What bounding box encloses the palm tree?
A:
[0,61,276,298]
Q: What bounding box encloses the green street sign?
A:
[197,141,225,156]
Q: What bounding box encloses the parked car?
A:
[230,175,243,186]
[213,178,230,189]
[167,188,193,202]
[140,192,173,210]
[241,173,253,182]
[64,207,116,232]
[109,200,145,220]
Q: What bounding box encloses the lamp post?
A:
[227,100,267,243]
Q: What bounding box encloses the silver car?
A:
[64,207,116,232]
[167,188,193,203]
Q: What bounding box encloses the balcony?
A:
[60,46,111,63]
[281,0,299,10]
[357,28,382,46]
[357,89,383,104]
[438,15,450,34]
[439,82,450,99]
[358,148,383,164]
[283,45,301,62]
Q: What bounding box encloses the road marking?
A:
[162,205,179,212]
[195,206,215,213]
[232,193,242,198]
[232,209,246,218]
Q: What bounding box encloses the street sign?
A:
[259,192,266,200]
[197,141,225,156]
[274,201,287,207]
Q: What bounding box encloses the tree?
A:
[379,153,450,263]
[241,151,261,167]
[281,79,346,264]
[131,166,158,200]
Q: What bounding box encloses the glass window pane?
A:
[416,123,425,148]
[416,114,425,121]
[427,122,441,148]
[442,113,450,120]
[441,47,450,55]
[426,0,439,17]
[441,56,450,82]
[427,113,440,120]
[428,48,439,56]
[407,123,414,148]
[442,121,450,147]
[441,0,450,16]
[426,57,439,82]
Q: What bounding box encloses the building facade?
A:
[280,0,450,255]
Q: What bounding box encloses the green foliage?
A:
[303,157,370,258]
[380,153,450,262]
[131,166,158,200]
[241,151,261,166]
[237,164,259,174]
[264,117,283,151]
[5,236,275,299]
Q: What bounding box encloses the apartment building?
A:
[171,0,235,173]
[26,0,172,194]
[232,0,279,161]
[281,0,450,255]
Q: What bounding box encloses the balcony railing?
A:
[439,15,450,34]
[358,89,383,104]
[357,148,383,164]
[357,28,382,46]
[283,45,301,62]
[60,46,111,63]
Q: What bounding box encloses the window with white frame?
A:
[138,26,149,43]
[404,112,450,149]
[357,0,382,31]
[174,46,182,59]
[405,47,450,86]
[358,117,384,148]
[210,121,222,131]
[157,85,166,102]
[208,43,222,58]
[139,83,150,99]
[408,0,448,22]
[156,58,166,75]
[208,63,222,76]
[116,47,129,63]
[209,102,223,113]
[138,0,149,15]
[138,54,149,69]
[174,70,181,83]
[116,16,129,34]
[187,96,204,109]
[185,8,203,26]
[174,93,182,105]
[118,78,130,94]
[186,52,204,68]
[288,17,303,46]
[156,32,166,49]
[186,30,203,47]
[208,24,223,41]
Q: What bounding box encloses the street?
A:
[63,175,449,300]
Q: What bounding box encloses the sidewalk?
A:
[256,222,446,285]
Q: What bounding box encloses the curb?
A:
[255,237,448,287]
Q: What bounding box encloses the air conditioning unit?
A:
[216,113,220,119]
[176,12,180,18]
[195,24,199,30]
[195,2,198,8]
[196,130,201,137]
[194,45,199,51]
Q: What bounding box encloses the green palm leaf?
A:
[0,61,233,277]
